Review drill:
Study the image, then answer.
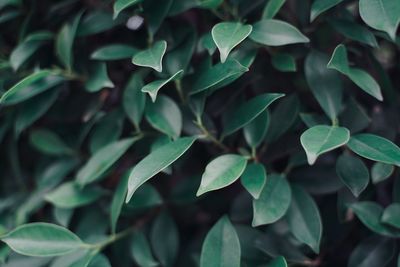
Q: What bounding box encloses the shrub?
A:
[0,0,400,266]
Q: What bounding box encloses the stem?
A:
[195,119,230,152]
[175,79,185,103]
[88,226,136,250]
[251,147,258,162]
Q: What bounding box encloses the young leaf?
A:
[304,51,343,121]
[145,95,182,139]
[1,223,84,257]
[200,216,241,267]
[76,137,138,187]
[300,125,350,165]
[211,22,252,63]
[126,136,196,202]
[371,162,394,184]
[91,44,138,60]
[347,134,400,166]
[286,185,322,253]
[250,19,309,46]
[29,129,73,156]
[197,154,247,196]
[113,0,143,19]
[132,40,167,72]
[131,231,159,267]
[142,69,183,102]
[359,0,400,40]
[0,70,64,106]
[252,174,291,226]
[381,203,400,228]
[223,93,284,136]
[45,182,104,209]
[351,202,400,237]
[310,0,344,22]
[336,154,370,197]
[240,163,267,199]
[327,44,383,101]
[262,0,286,19]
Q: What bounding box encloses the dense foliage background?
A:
[1,0,400,266]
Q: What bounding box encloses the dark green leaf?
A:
[336,153,369,197]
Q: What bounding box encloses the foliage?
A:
[0,0,400,266]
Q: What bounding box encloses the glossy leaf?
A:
[126,136,196,202]
[223,93,284,136]
[200,216,241,267]
[211,22,252,63]
[250,19,309,46]
[300,125,350,165]
[286,186,322,253]
[76,138,138,186]
[371,162,394,184]
[268,256,288,267]
[336,154,369,197]
[262,0,286,19]
[252,174,291,226]
[243,110,269,148]
[381,203,400,228]
[113,0,143,19]
[240,163,267,199]
[132,40,167,72]
[310,0,343,22]
[359,0,400,40]
[197,154,247,196]
[327,44,383,101]
[347,134,400,166]
[1,223,84,257]
[91,44,138,60]
[142,69,183,102]
[329,18,378,47]
[123,73,146,129]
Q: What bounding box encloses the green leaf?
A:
[348,235,395,267]
[243,110,269,148]
[359,0,400,40]
[327,44,383,101]
[304,51,343,121]
[29,129,74,156]
[84,62,114,93]
[267,256,288,267]
[286,185,322,253]
[142,69,183,102]
[110,170,129,233]
[0,70,64,106]
[91,44,138,60]
[76,137,138,187]
[132,40,167,72]
[145,95,182,139]
[252,174,291,226]
[240,163,267,199]
[56,12,82,70]
[336,154,369,197]
[381,203,400,228]
[200,216,241,267]
[45,182,104,209]
[211,22,252,63]
[123,73,146,129]
[143,0,173,37]
[347,134,400,166]
[190,59,248,95]
[351,202,400,237]
[262,0,286,19]
[271,53,297,72]
[197,154,247,196]
[300,125,350,165]
[126,136,196,202]
[329,18,378,47]
[371,162,394,184]
[1,223,84,257]
[131,231,159,267]
[223,93,284,136]
[250,19,309,46]
[113,0,143,19]
[310,0,343,22]
[150,211,179,267]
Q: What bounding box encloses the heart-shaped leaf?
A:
[142,69,183,102]
[211,22,252,63]
[300,125,350,165]
[132,40,167,72]
[197,154,247,196]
